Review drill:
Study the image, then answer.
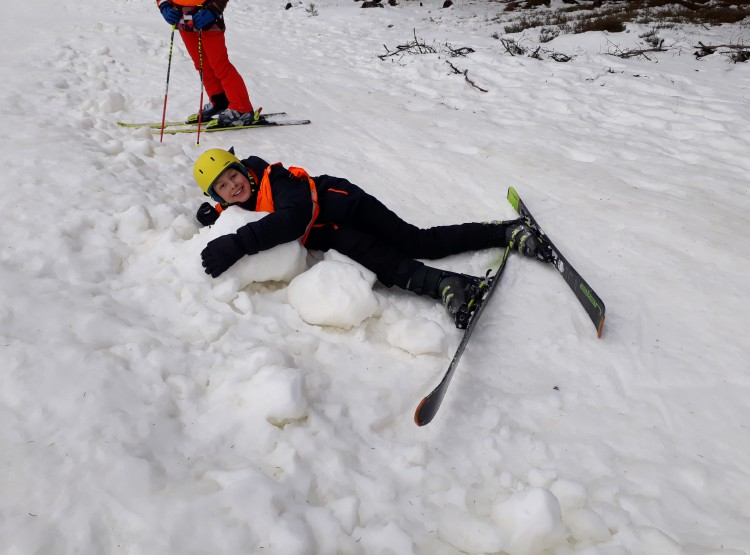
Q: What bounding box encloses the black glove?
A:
[196,202,220,226]
[159,2,181,25]
[193,8,217,30]
[201,234,246,278]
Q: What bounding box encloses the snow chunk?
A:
[550,478,588,510]
[491,488,567,555]
[387,318,446,355]
[245,366,308,426]
[323,249,376,285]
[195,207,307,287]
[288,260,378,329]
[124,138,154,157]
[99,91,126,113]
[101,139,123,156]
[437,504,506,553]
[115,204,151,241]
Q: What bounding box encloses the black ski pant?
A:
[305,176,502,290]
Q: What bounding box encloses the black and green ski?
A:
[414,188,606,426]
[507,186,605,337]
[414,247,511,426]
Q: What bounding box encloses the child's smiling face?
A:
[212,167,251,204]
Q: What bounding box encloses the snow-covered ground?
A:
[2,0,749,553]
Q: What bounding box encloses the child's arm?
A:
[234,167,314,253]
[200,168,314,278]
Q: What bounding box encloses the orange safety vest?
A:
[255,163,319,245]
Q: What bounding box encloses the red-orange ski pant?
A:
[179,30,253,113]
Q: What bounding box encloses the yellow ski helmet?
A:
[193,148,245,202]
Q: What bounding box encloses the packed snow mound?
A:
[322,248,376,285]
[491,488,568,555]
[192,207,307,287]
[238,366,308,427]
[287,260,378,329]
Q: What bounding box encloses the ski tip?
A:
[507,187,520,210]
[414,398,432,427]
[597,315,605,338]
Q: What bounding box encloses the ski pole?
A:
[159,24,177,143]
[196,29,205,146]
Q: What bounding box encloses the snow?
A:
[288,259,379,328]
[1,0,749,553]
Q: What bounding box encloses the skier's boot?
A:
[438,273,482,329]
[489,219,552,262]
[406,265,481,329]
[186,92,230,124]
[210,108,263,128]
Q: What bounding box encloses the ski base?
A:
[414,247,511,426]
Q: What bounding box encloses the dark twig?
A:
[695,41,750,61]
[446,44,475,57]
[500,38,525,56]
[378,29,437,60]
[610,44,667,59]
[446,60,488,92]
[549,52,571,62]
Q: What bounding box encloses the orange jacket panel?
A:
[257,164,320,244]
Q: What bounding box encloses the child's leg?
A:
[305,224,422,290]
[179,30,223,98]
[200,31,254,113]
[305,224,479,308]
[318,177,502,259]
[362,207,498,260]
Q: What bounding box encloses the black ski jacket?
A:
[232,156,363,256]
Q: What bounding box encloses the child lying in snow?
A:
[192,148,550,327]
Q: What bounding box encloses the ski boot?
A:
[186,92,230,124]
[404,265,484,329]
[503,219,552,262]
[209,108,264,129]
[439,273,483,329]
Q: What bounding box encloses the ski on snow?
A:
[507,186,606,338]
[159,117,311,135]
[414,187,606,426]
[414,246,511,427]
[116,112,288,129]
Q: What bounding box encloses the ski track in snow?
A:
[1,0,749,553]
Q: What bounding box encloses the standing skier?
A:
[156,0,259,127]
[192,148,551,326]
